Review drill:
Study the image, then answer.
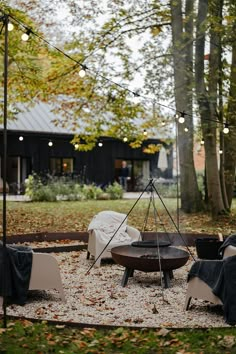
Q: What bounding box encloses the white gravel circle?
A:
[3,249,228,328]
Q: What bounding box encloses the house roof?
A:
[0,102,74,135]
[0,101,173,140]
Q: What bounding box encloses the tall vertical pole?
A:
[175,120,180,229]
[2,14,8,328]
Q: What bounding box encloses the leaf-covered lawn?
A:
[0,319,236,353]
[0,198,236,236]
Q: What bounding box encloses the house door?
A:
[1,156,31,194]
[133,160,150,191]
[115,159,150,191]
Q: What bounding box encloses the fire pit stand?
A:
[111,245,189,288]
[121,266,174,288]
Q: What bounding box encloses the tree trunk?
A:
[170,0,203,213]
[225,20,236,207]
[195,0,225,216]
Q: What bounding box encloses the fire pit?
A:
[111,245,189,288]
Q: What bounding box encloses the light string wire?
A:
[2,9,235,131]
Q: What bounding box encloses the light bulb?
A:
[74,143,79,149]
[184,127,189,132]
[219,149,223,154]
[48,141,53,147]
[21,32,29,41]
[8,23,14,31]
[223,124,229,134]
[143,129,148,136]
[98,142,103,147]
[178,116,185,124]
[123,137,128,142]
[200,139,204,145]
[79,69,86,78]
[19,136,24,141]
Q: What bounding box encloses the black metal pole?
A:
[2,13,8,328]
[175,120,180,229]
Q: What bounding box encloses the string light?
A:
[78,65,87,78]
[21,29,31,41]
[98,141,103,147]
[184,127,188,132]
[219,149,223,154]
[223,123,229,134]
[123,137,128,142]
[19,136,23,141]
[143,129,148,136]
[200,138,205,145]
[8,22,14,31]
[178,112,185,124]
[74,143,79,149]
[4,11,236,134]
[48,141,53,147]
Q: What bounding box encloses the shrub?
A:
[105,182,123,200]
[153,182,178,198]
[82,184,103,200]
[25,174,123,201]
[25,175,57,201]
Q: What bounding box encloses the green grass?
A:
[1,320,236,353]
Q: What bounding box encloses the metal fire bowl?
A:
[111,245,189,272]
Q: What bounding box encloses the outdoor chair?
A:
[0,252,65,307]
[87,210,141,267]
[184,239,236,311]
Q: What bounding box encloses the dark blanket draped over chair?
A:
[188,254,236,325]
[0,243,32,305]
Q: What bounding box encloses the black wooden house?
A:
[0,103,173,194]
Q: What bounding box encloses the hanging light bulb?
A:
[143,129,148,136]
[223,123,229,134]
[19,136,24,141]
[219,149,223,154]
[48,141,53,147]
[123,137,128,142]
[74,143,79,149]
[79,69,86,78]
[8,23,14,31]
[98,142,103,147]
[21,29,31,41]
[175,113,179,119]
[178,112,185,124]
[184,127,189,132]
[200,138,205,145]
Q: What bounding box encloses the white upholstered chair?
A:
[184,244,236,310]
[0,252,65,308]
[87,211,141,267]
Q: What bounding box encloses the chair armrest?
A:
[126,225,140,240]
[223,245,236,259]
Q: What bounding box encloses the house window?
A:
[50,158,73,175]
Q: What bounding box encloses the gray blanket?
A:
[0,243,33,305]
[188,256,236,325]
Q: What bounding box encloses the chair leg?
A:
[184,296,192,311]
[86,251,90,260]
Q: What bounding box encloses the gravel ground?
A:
[3,248,228,328]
